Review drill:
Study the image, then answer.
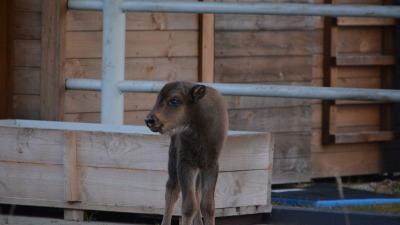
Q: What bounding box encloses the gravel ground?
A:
[344,178,400,196]
[0,215,142,225]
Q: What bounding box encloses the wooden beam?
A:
[63,130,82,221]
[63,131,80,202]
[0,0,14,119]
[335,17,395,26]
[334,55,396,66]
[41,0,67,121]
[199,0,214,83]
[334,131,394,144]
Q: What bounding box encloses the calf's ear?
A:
[190,85,206,103]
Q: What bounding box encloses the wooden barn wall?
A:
[9,0,397,184]
[12,0,42,119]
[214,0,325,183]
[311,0,397,178]
[63,0,199,124]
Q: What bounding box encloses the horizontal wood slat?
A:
[334,131,394,144]
[335,17,395,26]
[333,55,396,66]
[0,127,272,172]
[66,31,198,58]
[67,11,198,31]
[0,121,273,215]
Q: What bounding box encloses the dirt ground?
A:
[344,178,400,196]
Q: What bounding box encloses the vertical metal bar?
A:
[101,0,125,124]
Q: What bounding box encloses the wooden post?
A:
[0,0,14,119]
[199,0,215,83]
[41,0,67,121]
[63,131,83,221]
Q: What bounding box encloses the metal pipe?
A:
[101,0,126,125]
[120,1,400,18]
[68,0,102,11]
[65,78,101,91]
[68,0,400,18]
[65,79,400,102]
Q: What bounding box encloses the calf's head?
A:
[144,82,206,135]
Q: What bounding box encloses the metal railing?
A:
[66,0,400,124]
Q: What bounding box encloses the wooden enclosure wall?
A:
[12,0,42,119]
[311,0,399,178]
[0,0,13,119]
[214,0,327,183]
[64,0,199,124]
[8,0,398,184]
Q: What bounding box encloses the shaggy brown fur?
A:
[145,81,228,225]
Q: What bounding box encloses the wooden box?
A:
[0,120,273,218]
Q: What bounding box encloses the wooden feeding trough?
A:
[0,120,273,220]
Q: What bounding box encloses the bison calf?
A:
[145,81,228,225]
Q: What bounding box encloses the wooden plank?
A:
[214,56,313,83]
[199,0,214,83]
[336,104,381,128]
[272,157,311,184]
[0,165,270,216]
[65,111,149,125]
[0,196,269,218]
[228,106,311,133]
[322,14,337,144]
[13,67,40,95]
[337,28,382,54]
[336,17,395,26]
[313,103,383,129]
[0,126,272,172]
[14,0,42,12]
[64,112,101,124]
[14,12,41,40]
[0,162,65,201]
[0,0,12,119]
[65,57,198,81]
[311,129,381,153]
[126,12,198,31]
[13,95,41,119]
[14,40,41,67]
[66,10,198,31]
[310,149,385,178]
[0,127,64,164]
[65,107,311,131]
[224,95,311,109]
[335,75,382,89]
[273,132,311,159]
[66,10,102,31]
[216,15,323,31]
[76,132,272,172]
[64,91,157,113]
[41,0,66,121]
[65,31,198,58]
[334,55,395,66]
[79,167,269,214]
[63,131,80,202]
[215,30,323,57]
[64,89,310,114]
[334,131,394,144]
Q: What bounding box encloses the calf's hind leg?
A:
[179,163,200,225]
[161,140,180,225]
[200,165,219,225]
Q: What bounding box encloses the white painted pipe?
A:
[65,79,400,102]
[68,0,400,18]
[120,1,400,18]
[68,0,102,11]
[101,0,126,125]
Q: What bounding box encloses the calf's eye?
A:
[168,98,181,107]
